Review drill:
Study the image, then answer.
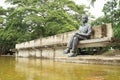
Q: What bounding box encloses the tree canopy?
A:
[0,0,86,54]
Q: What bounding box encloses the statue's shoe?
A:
[63,49,70,54]
[68,53,77,57]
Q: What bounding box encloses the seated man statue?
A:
[63,14,92,57]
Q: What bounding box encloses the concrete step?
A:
[55,55,120,65]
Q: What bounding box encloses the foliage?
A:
[0,0,86,54]
[91,0,120,38]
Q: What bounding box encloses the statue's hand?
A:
[75,32,79,35]
[75,32,83,36]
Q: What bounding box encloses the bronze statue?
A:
[63,14,92,57]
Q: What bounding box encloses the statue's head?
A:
[82,14,88,23]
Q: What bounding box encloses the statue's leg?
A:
[64,34,76,54]
[68,36,79,57]
[69,35,86,57]
[71,36,79,53]
[67,35,75,49]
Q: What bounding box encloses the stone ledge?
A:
[55,55,120,65]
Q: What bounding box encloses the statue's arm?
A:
[76,25,92,37]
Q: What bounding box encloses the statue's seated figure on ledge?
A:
[63,14,92,57]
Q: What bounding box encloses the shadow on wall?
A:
[4,50,15,55]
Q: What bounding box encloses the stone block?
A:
[42,48,54,58]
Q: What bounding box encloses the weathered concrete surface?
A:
[15,23,114,58]
[55,55,120,65]
[16,47,67,58]
[16,23,113,50]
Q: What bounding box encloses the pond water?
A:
[0,56,120,80]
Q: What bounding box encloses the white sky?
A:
[0,0,107,18]
[73,0,107,18]
[0,0,13,8]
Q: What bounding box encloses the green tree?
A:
[5,0,86,37]
[92,0,120,38]
[0,0,87,55]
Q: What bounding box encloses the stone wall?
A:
[15,23,113,58]
[16,47,67,58]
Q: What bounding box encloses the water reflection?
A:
[0,57,120,80]
[15,58,120,80]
